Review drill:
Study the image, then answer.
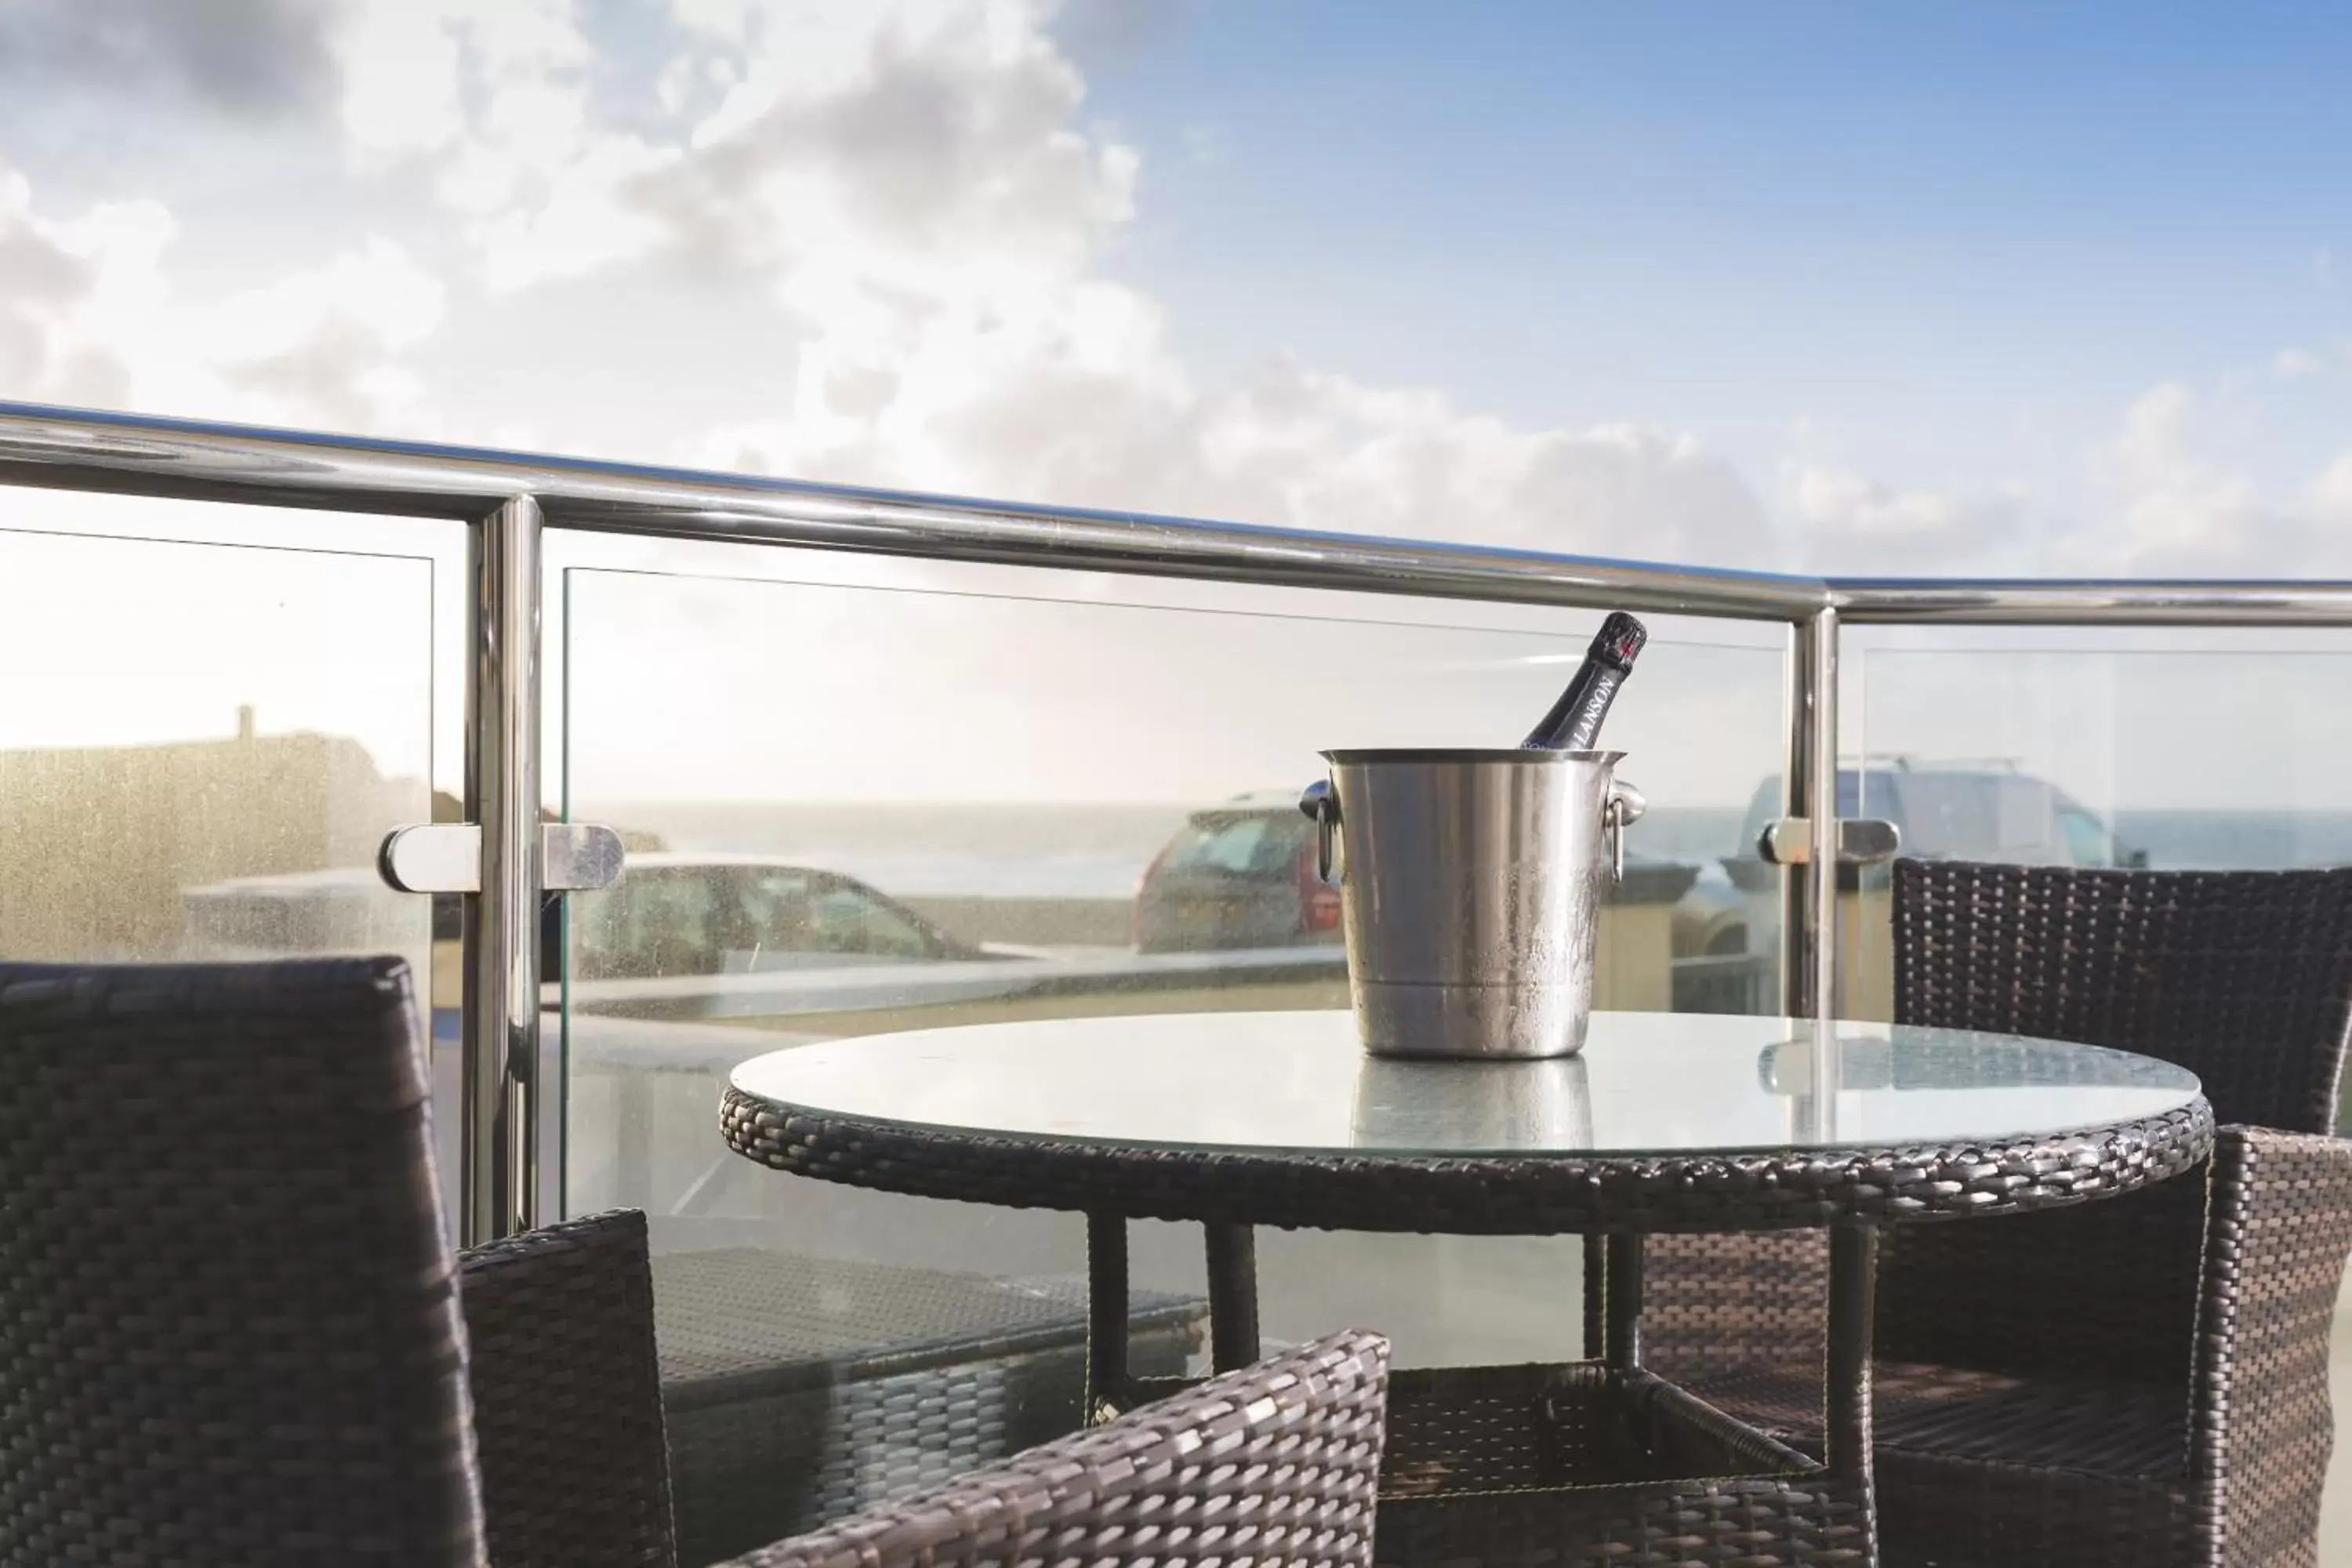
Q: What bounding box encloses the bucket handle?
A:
[1606,781,1646,882]
[1304,775,1646,884]
[1299,779,1340,884]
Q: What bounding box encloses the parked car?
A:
[572,853,998,980]
[1724,762,2142,893]
[1134,790,1747,957]
[1133,792,1336,953]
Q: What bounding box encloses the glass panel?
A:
[1844,630,2352,1032]
[0,502,450,1181]
[560,548,1788,1553]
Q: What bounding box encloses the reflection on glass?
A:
[1351,1054,1593,1149]
[1755,1031,2202,1095]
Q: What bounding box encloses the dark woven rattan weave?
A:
[723,917,2232,1568]
[0,958,485,1567]
[652,1249,1204,1565]
[1895,861,2352,1131]
[1373,1361,1867,1568]
[719,1089,2212,1236]
[460,1209,677,1567]
[1642,861,2352,1567]
[719,1328,1390,1568]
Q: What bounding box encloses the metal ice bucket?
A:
[1304,749,1643,1059]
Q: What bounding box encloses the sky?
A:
[5,0,2350,572]
[5,2,2352,811]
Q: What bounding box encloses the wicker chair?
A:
[0,956,486,1566]
[461,1209,681,1566]
[1640,860,2352,1567]
[650,1249,1203,1565]
[0,956,1378,1568]
[464,1212,1221,1568]
[721,1327,1391,1568]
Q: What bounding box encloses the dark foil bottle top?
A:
[1521,612,1648,752]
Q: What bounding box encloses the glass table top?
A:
[728,1009,2204,1160]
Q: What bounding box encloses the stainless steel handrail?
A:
[1832,579,2352,624]
[15,401,2352,625]
[0,401,1824,620]
[16,394,2352,1239]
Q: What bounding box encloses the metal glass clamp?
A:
[377,822,627,895]
[1757,817,1900,867]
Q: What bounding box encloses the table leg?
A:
[1602,1232,1645,1370]
[1085,1211,1128,1421]
[1826,1221,1880,1544]
[1203,1221,1261,1371]
[1581,1235,1606,1360]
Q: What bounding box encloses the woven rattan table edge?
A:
[720,1087,2216,1234]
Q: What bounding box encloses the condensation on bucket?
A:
[1317,747,1628,1061]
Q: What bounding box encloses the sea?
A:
[581,799,2352,903]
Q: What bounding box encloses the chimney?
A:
[236,705,256,741]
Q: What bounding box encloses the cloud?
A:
[0,160,442,432]
[1049,0,1192,71]
[212,237,447,428]
[1786,463,2025,572]
[0,0,1886,570]
[324,0,685,292]
[705,332,1776,564]
[0,165,162,408]
[0,0,338,119]
[2078,380,2352,573]
[2093,381,2269,568]
[30,0,2350,584]
[2310,452,2352,525]
[633,2,1138,295]
[274,0,1761,560]
[331,1,590,162]
[2273,341,2352,379]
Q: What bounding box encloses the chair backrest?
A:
[460,1208,678,1568]
[0,958,485,1568]
[1879,861,2352,1383]
[721,1328,1391,1568]
[1893,859,2352,1133]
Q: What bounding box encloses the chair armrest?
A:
[717,1330,1390,1568]
[2194,1125,2352,1559]
[460,1208,678,1568]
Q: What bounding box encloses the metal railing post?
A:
[1784,611,1846,1017]
[1780,619,1817,1016]
[464,494,543,1246]
[1806,607,1841,1032]
[1783,608,1843,1131]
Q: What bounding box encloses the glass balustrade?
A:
[555,546,1789,1355]
[0,495,465,1183]
[1838,628,2352,1054]
[9,412,2352,1561]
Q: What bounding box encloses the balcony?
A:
[7,401,2352,1564]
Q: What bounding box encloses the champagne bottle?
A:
[1519,612,1648,750]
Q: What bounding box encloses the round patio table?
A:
[721,1010,2212,1567]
